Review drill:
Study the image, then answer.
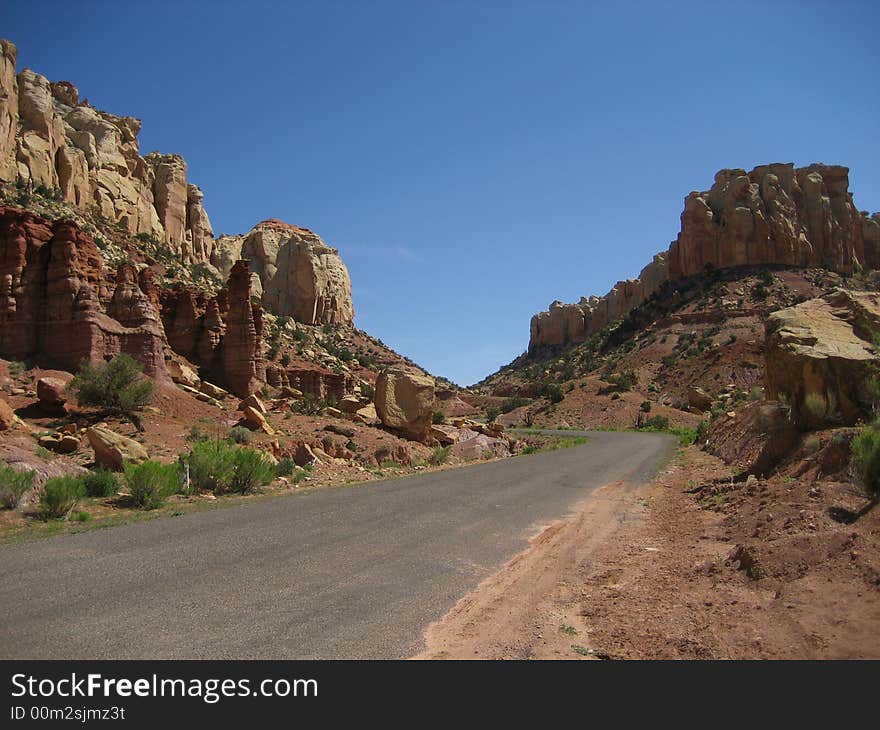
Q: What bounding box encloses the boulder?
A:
[688,386,713,412]
[338,395,362,414]
[238,393,267,415]
[167,359,200,388]
[36,375,70,410]
[293,441,318,467]
[0,397,17,430]
[374,367,435,441]
[38,432,79,454]
[239,405,274,435]
[85,425,148,470]
[451,434,512,461]
[199,381,228,400]
[765,289,880,428]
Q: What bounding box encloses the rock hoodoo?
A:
[530,163,879,349]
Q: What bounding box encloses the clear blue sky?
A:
[6,1,879,385]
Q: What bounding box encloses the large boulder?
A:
[0,397,16,430]
[36,374,71,411]
[85,425,148,471]
[764,289,880,429]
[374,367,435,441]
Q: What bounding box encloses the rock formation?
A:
[0,206,169,378]
[374,367,435,441]
[0,40,213,264]
[764,289,880,429]
[530,163,879,349]
[212,219,354,326]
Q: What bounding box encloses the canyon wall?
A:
[530,163,880,349]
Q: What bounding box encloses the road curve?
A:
[0,430,673,659]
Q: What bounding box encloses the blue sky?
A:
[6,1,879,385]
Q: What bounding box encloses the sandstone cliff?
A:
[211,219,353,326]
[0,40,213,265]
[530,163,879,349]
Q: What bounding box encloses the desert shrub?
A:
[186,439,236,494]
[184,440,273,495]
[7,360,26,377]
[279,353,291,367]
[275,458,297,477]
[500,397,531,414]
[748,386,763,401]
[39,476,85,519]
[643,415,669,431]
[228,426,252,445]
[432,411,446,424]
[852,425,880,495]
[82,468,119,498]
[0,463,35,509]
[803,392,828,422]
[607,370,637,392]
[430,446,451,466]
[71,354,154,423]
[540,382,564,403]
[292,393,322,415]
[361,383,375,400]
[640,400,652,413]
[228,448,275,494]
[125,460,180,509]
[485,405,501,423]
[804,435,822,452]
[695,420,708,443]
[345,439,358,452]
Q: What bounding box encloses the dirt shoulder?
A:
[416,447,880,659]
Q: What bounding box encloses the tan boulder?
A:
[765,289,880,428]
[0,398,17,431]
[86,425,148,471]
[38,433,79,454]
[199,381,229,400]
[239,405,274,435]
[356,403,378,422]
[374,367,435,440]
[167,360,200,388]
[688,386,713,412]
[238,393,267,415]
[279,386,303,400]
[338,395,362,414]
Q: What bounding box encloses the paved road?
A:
[0,430,672,659]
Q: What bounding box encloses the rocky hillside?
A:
[529,163,880,349]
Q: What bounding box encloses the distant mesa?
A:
[530,163,880,349]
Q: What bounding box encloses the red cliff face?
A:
[0,206,168,378]
[159,261,265,396]
[0,207,266,396]
[530,163,879,349]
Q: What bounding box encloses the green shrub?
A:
[430,446,451,465]
[361,383,375,400]
[228,426,252,445]
[71,354,154,422]
[643,415,669,431]
[0,464,35,509]
[852,425,880,495]
[39,476,85,519]
[229,448,275,494]
[7,360,26,377]
[485,405,501,423]
[640,400,652,413]
[432,411,446,424]
[607,370,637,392]
[125,460,180,509]
[186,439,236,494]
[82,468,119,498]
[292,393,321,415]
[275,458,297,477]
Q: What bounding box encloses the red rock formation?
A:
[221,260,265,397]
[530,163,879,349]
[0,207,169,378]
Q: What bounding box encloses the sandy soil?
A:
[417,446,880,659]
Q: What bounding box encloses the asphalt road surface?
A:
[0,430,673,659]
